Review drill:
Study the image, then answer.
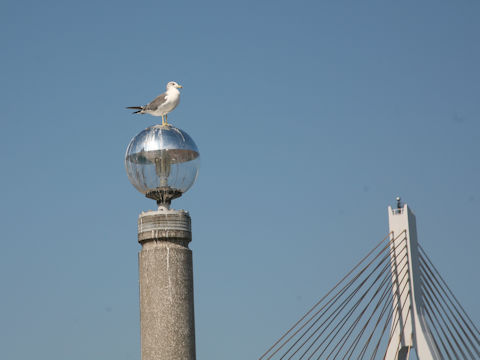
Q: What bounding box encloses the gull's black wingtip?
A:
[126,106,143,114]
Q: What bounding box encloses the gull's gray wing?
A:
[145,93,167,111]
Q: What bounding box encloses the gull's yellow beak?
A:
[177,84,183,89]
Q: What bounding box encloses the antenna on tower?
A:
[396,196,402,209]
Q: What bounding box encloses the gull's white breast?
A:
[151,89,180,116]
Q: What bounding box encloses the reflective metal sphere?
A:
[125,125,200,204]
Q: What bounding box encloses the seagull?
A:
[127,81,183,125]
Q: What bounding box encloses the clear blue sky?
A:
[1,1,479,359]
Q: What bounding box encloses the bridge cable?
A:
[259,232,393,360]
[369,263,412,360]
[284,240,408,359]
[258,233,395,360]
[331,266,400,360]
[419,249,480,358]
[345,250,410,360]
[298,249,406,360]
[420,259,476,359]
[422,281,465,358]
[419,244,480,339]
[263,233,405,360]
[308,265,394,359]
[257,231,479,359]
[422,288,456,359]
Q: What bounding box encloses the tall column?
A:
[385,204,440,360]
[138,208,196,360]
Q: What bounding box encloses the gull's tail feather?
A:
[126,106,144,114]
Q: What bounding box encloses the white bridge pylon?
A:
[385,204,441,360]
[260,202,480,360]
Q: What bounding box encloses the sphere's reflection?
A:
[125,125,200,203]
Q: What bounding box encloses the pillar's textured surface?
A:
[138,209,196,360]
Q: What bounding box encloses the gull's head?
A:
[166,81,183,90]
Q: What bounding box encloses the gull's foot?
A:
[163,115,170,126]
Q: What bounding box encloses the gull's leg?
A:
[165,114,168,125]
[161,115,165,126]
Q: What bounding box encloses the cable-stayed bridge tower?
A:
[385,203,440,359]
[260,201,480,360]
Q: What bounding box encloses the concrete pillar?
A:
[138,208,196,360]
[385,204,440,360]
